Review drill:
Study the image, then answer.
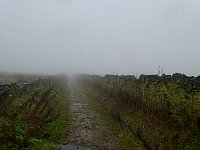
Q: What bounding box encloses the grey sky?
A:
[0,0,200,76]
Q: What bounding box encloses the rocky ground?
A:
[58,85,120,150]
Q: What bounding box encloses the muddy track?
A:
[58,85,120,150]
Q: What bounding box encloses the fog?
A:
[0,0,200,76]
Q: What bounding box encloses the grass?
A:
[27,138,56,150]
[0,76,17,84]
[0,78,70,150]
[79,87,145,150]
[78,77,200,150]
[40,86,70,143]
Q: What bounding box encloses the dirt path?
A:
[58,85,120,150]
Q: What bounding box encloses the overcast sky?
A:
[0,0,200,76]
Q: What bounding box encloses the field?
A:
[1,73,200,149]
[76,73,200,149]
[0,74,69,149]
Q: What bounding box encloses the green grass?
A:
[81,87,200,150]
[0,76,17,84]
[27,138,56,150]
[0,79,70,150]
[40,87,70,142]
[27,83,70,149]
[79,88,145,150]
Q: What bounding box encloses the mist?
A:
[0,0,200,76]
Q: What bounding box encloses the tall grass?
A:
[0,76,69,149]
[77,74,200,150]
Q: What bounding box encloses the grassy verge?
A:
[79,87,145,150]
[40,85,70,143]
[33,79,70,149]
[0,78,70,150]
[79,84,200,150]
